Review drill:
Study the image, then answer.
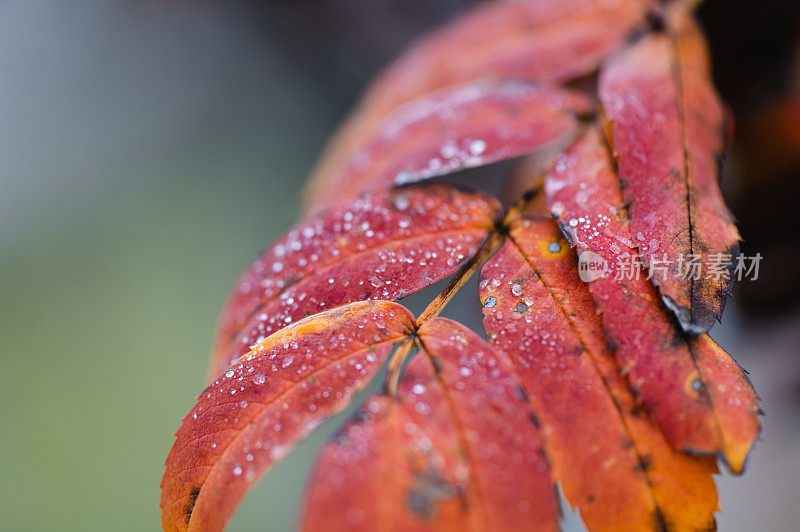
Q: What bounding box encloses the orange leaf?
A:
[362,0,649,116]
[161,301,415,532]
[482,217,719,530]
[598,6,741,334]
[543,128,761,472]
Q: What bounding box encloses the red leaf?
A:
[598,7,740,334]
[415,318,560,530]
[212,185,500,378]
[543,128,761,472]
[302,319,561,531]
[303,0,648,216]
[160,301,415,532]
[301,396,402,531]
[482,218,719,530]
[301,362,476,531]
[305,81,592,216]
[363,0,648,116]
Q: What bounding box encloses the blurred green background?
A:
[1,1,798,531]
[0,2,337,530]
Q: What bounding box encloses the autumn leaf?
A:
[161,301,414,532]
[212,185,500,378]
[301,389,476,531]
[360,0,649,116]
[301,362,488,531]
[302,319,560,531]
[481,217,719,530]
[542,128,761,472]
[304,0,649,216]
[598,5,740,335]
[304,81,592,216]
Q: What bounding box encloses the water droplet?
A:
[414,402,431,415]
[393,189,411,207]
[548,241,562,253]
[483,296,497,308]
[469,139,487,155]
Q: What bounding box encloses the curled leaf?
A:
[543,128,761,472]
[213,185,500,378]
[161,301,415,532]
[598,8,740,334]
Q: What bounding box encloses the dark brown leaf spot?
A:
[406,467,461,520]
[184,486,201,520]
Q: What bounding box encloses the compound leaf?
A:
[163,3,763,530]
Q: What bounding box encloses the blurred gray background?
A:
[0,1,798,530]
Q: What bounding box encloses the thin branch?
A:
[416,232,505,326]
[385,336,415,396]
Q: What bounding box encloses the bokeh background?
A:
[1,1,798,530]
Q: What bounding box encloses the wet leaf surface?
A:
[303,0,648,216]
[416,318,560,530]
[161,301,414,532]
[482,218,719,530]
[599,6,741,334]
[543,128,761,471]
[302,319,561,531]
[162,1,763,529]
[305,81,592,215]
[301,362,476,531]
[212,185,499,378]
